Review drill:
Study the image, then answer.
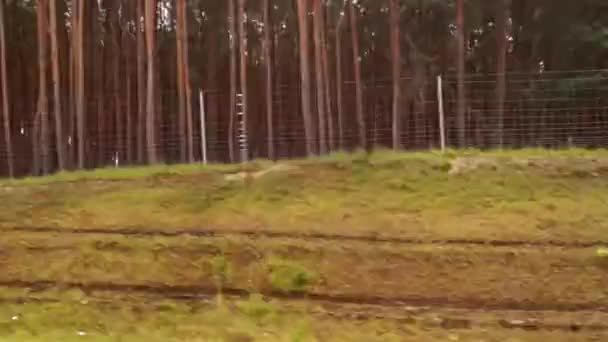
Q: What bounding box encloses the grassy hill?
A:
[1,149,607,242]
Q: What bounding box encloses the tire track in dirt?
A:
[3,225,607,248]
[1,280,608,333]
[2,279,608,313]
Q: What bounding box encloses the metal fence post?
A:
[199,89,207,165]
[437,75,446,152]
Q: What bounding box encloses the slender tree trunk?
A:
[296,0,315,155]
[204,33,219,161]
[313,0,327,154]
[126,47,133,163]
[180,0,194,163]
[108,0,122,163]
[69,0,77,167]
[390,0,401,150]
[49,0,66,170]
[144,0,157,163]
[124,1,134,163]
[0,0,13,177]
[237,0,248,161]
[95,2,105,166]
[349,0,366,150]
[74,0,85,169]
[335,5,345,150]
[136,0,145,163]
[456,0,466,147]
[321,5,333,151]
[496,0,507,148]
[176,0,187,162]
[273,25,284,157]
[262,0,274,159]
[36,0,50,175]
[89,0,97,166]
[228,0,237,162]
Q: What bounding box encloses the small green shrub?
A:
[236,294,278,325]
[267,257,318,293]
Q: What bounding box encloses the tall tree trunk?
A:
[136,0,145,163]
[228,0,237,162]
[36,0,50,175]
[496,0,507,148]
[180,0,194,163]
[74,0,85,169]
[335,5,345,150]
[88,0,96,166]
[296,0,315,155]
[108,0,122,163]
[126,45,133,163]
[262,0,274,159]
[68,0,76,167]
[456,0,466,147]
[204,33,219,161]
[0,0,13,177]
[313,0,327,154]
[49,0,66,170]
[348,0,366,150]
[176,0,187,162]
[124,1,134,163]
[273,24,284,157]
[390,0,401,150]
[237,0,248,162]
[321,5,333,151]
[144,0,157,163]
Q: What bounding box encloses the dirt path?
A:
[1,231,606,310]
[4,226,607,248]
[1,281,608,333]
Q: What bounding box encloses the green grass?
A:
[236,293,279,324]
[4,147,607,186]
[1,149,607,242]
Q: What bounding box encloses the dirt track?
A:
[5,234,608,301]
[0,228,605,341]
[1,280,608,333]
[4,225,608,247]
[0,227,607,340]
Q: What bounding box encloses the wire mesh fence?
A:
[1,70,607,177]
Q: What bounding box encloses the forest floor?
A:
[1,149,608,341]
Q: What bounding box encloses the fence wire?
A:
[1,70,607,177]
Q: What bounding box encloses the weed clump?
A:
[236,294,278,324]
[267,257,317,293]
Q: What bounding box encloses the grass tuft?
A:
[236,294,278,324]
[267,257,318,293]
